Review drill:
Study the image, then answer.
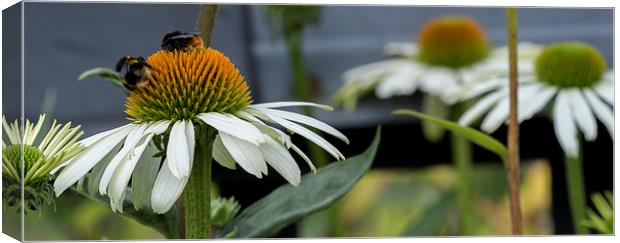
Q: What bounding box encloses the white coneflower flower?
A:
[2,114,84,212]
[332,16,543,111]
[53,48,348,214]
[458,41,613,158]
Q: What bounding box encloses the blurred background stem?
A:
[565,149,588,234]
[196,5,219,47]
[450,103,474,235]
[506,7,523,235]
[282,17,329,168]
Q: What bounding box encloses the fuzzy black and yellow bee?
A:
[161,30,204,52]
[115,56,153,91]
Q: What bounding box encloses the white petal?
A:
[384,42,418,57]
[554,92,579,158]
[250,102,333,111]
[219,132,266,178]
[212,135,237,169]
[375,66,421,99]
[132,143,162,210]
[99,124,149,195]
[167,120,194,179]
[518,84,556,122]
[53,124,133,196]
[480,96,510,133]
[290,143,316,174]
[253,110,345,161]
[594,80,614,104]
[459,88,507,126]
[251,107,349,144]
[236,110,265,125]
[458,77,507,101]
[108,134,154,207]
[342,59,410,82]
[198,113,264,145]
[151,159,189,214]
[418,68,461,104]
[566,89,598,141]
[260,135,301,186]
[78,124,134,147]
[583,89,614,138]
[145,120,170,135]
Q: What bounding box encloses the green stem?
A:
[565,150,588,234]
[450,103,474,235]
[506,7,524,235]
[196,5,219,47]
[182,124,216,239]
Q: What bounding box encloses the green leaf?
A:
[220,127,382,238]
[72,184,179,239]
[77,67,128,92]
[393,109,508,161]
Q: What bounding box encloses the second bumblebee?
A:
[115,56,153,91]
[161,30,204,52]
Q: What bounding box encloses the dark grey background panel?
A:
[5,3,613,135]
[2,2,21,121]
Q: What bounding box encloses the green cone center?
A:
[535,42,606,88]
[3,144,44,171]
[417,16,489,69]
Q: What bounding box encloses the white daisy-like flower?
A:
[332,16,543,111]
[53,48,348,214]
[458,41,613,158]
[2,114,84,212]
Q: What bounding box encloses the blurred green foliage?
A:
[298,160,553,236]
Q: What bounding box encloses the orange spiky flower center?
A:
[125,48,252,122]
[417,16,489,69]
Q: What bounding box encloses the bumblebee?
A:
[161,30,204,52]
[115,56,152,91]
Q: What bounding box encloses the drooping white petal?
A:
[458,88,507,126]
[566,89,598,141]
[384,42,418,57]
[212,135,237,169]
[518,84,557,122]
[167,120,194,179]
[342,59,410,82]
[458,77,507,101]
[78,124,134,147]
[198,113,264,145]
[554,92,579,158]
[418,68,461,104]
[375,66,421,99]
[594,80,614,105]
[108,134,154,209]
[250,102,333,111]
[236,110,265,125]
[99,124,149,195]
[480,96,509,133]
[259,135,301,186]
[53,124,133,196]
[480,84,541,133]
[583,89,614,138]
[252,111,345,161]
[151,159,189,214]
[254,124,292,147]
[251,107,349,144]
[290,143,316,174]
[132,143,162,210]
[219,132,266,178]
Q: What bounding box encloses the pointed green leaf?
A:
[220,127,381,238]
[78,67,127,91]
[393,109,508,161]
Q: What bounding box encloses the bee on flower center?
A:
[115,56,153,91]
[161,30,204,52]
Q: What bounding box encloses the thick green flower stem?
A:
[450,104,474,235]
[565,151,588,234]
[182,124,216,239]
